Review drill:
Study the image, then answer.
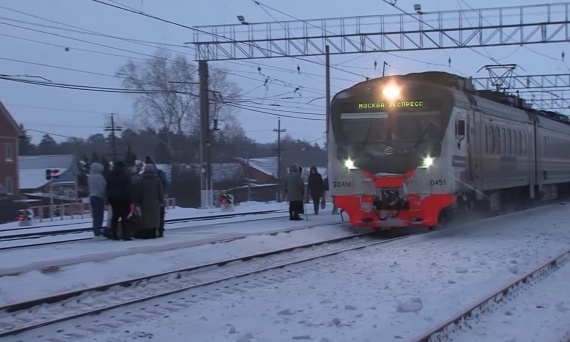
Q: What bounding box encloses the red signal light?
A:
[220,198,227,204]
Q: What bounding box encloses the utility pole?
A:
[198,61,211,208]
[246,152,251,202]
[273,117,286,202]
[325,45,331,141]
[105,113,123,161]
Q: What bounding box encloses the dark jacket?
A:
[106,165,131,200]
[133,169,164,229]
[285,164,305,202]
[307,166,324,198]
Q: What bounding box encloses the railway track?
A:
[0,228,424,338]
[411,248,570,342]
[0,209,288,250]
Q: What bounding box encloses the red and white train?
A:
[328,71,570,229]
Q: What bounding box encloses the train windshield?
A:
[340,111,441,143]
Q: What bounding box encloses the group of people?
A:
[88,156,169,240]
[284,165,328,220]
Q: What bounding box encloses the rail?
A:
[411,248,570,342]
[1,228,420,337]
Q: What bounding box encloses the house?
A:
[19,154,80,199]
[233,156,278,183]
[0,101,23,196]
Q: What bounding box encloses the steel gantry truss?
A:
[191,3,570,60]
[472,73,570,91]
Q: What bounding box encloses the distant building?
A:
[0,101,23,196]
[19,154,80,199]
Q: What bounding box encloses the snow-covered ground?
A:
[0,209,292,249]
[456,256,570,342]
[0,213,345,306]
[0,201,286,231]
[3,203,570,342]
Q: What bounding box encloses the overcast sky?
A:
[1,0,568,146]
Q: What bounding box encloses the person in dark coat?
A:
[105,161,133,240]
[145,156,169,237]
[307,166,324,215]
[285,164,305,220]
[133,164,164,238]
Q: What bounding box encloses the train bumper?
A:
[334,194,455,228]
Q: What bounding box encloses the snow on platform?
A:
[3,203,570,342]
[0,201,287,231]
[0,213,344,307]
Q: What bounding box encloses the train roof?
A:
[358,71,570,125]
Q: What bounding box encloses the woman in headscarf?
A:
[284,164,305,220]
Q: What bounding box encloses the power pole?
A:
[273,117,286,202]
[246,152,251,202]
[105,113,123,161]
[198,61,211,208]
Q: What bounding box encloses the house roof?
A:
[0,100,24,138]
[19,155,76,190]
[153,163,243,183]
[233,156,278,178]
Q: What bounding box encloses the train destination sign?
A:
[357,101,424,109]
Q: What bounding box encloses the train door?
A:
[468,110,483,190]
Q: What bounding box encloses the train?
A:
[327,71,570,230]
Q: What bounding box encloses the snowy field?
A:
[0,201,287,231]
[3,203,570,342]
[0,213,345,306]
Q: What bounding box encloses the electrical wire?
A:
[89,0,369,78]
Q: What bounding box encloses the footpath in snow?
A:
[4,202,570,342]
[0,212,346,307]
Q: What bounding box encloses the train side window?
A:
[500,128,506,154]
[505,129,513,155]
[484,126,489,153]
[488,126,493,154]
[514,131,519,155]
[522,132,527,155]
[493,127,501,154]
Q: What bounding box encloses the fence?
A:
[29,198,177,223]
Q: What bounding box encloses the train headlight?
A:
[382,85,400,100]
[344,158,356,169]
[423,156,434,168]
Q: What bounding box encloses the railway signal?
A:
[219,194,235,212]
[45,169,60,180]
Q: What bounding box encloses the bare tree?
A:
[117,49,244,144]
[117,50,197,135]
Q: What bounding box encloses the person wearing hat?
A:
[145,156,169,237]
[132,164,164,238]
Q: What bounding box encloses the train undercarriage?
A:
[334,182,570,231]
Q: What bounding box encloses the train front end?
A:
[328,75,460,229]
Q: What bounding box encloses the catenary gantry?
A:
[191,3,570,61]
